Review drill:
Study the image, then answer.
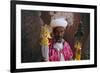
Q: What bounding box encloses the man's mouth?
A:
[56,37,63,42]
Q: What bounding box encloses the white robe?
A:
[53,42,65,61]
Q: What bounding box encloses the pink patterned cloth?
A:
[49,39,73,61]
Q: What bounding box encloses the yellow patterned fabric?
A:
[74,41,82,60]
[75,53,81,60]
[40,25,51,46]
[74,41,82,50]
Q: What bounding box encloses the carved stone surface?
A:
[21,10,43,62]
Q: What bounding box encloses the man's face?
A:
[53,26,65,42]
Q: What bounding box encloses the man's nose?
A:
[58,32,62,36]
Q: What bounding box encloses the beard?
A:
[55,36,63,43]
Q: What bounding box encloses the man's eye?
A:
[60,31,63,32]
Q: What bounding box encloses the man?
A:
[49,18,73,61]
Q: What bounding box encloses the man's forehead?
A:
[53,27,65,33]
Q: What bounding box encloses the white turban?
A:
[50,18,68,28]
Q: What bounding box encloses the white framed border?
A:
[15,4,95,69]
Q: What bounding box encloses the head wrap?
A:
[50,18,68,28]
